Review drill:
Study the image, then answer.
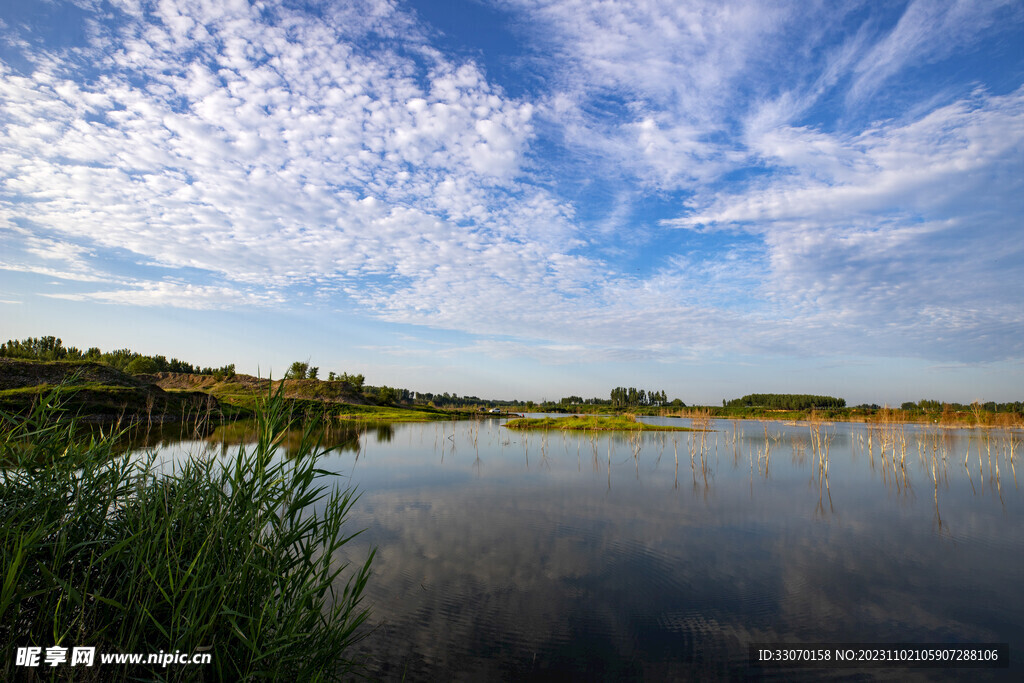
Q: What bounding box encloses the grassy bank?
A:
[215,394,458,424]
[505,402,1023,428]
[504,415,694,431]
[280,399,454,423]
[1,386,374,681]
[0,359,243,425]
[655,405,1024,427]
[0,358,463,425]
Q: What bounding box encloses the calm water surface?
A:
[141,416,1023,680]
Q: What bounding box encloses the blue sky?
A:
[1,0,1022,405]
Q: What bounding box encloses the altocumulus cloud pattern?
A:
[1,0,1022,373]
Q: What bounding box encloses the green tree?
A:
[376,386,397,405]
[724,393,846,410]
[125,356,159,375]
[0,336,78,360]
[335,372,365,390]
[211,364,236,380]
[285,361,310,380]
[102,349,137,371]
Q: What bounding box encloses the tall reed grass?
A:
[1,384,374,681]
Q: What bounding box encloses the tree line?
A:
[0,336,235,378]
[609,387,672,408]
[901,399,1023,414]
[558,396,611,406]
[724,393,846,410]
[282,361,366,388]
[283,360,424,406]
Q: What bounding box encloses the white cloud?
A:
[671,87,1024,360]
[501,0,810,189]
[1,0,1022,368]
[847,0,1020,107]
[0,263,112,284]
[689,89,1024,226]
[44,280,284,309]
[0,230,113,283]
[0,1,548,284]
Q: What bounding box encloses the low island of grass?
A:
[504,415,694,431]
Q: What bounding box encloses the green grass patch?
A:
[1,384,375,680]
[219,395,455,422]
[504,415,694,431]
[331,403,454,422]
[0,382,141,398]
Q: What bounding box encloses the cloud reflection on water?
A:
[133,418,1021,679]
[324,420,1022,680]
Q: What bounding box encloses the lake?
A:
[139,416,1022,680]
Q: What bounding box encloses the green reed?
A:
[1,383,374,681]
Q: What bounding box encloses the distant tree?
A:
[166,357,198,373]
[1,336,79,361]
[308,366,319,380]
[125,356,159,375]
[0,337,240,378]
[210,364,236,380]
[610,386,668,408]
[285,361,310,380]
[103,349,137,371]
[333,372,365,390]
[724,394,846,411]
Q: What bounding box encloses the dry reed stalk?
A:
[763,424,770,469]
[986,432,992,477]
[995,463,1003,504]
[978,437,984,486]
[792,437,807,467]
[673,435,679,489]
[868,428,875,468]
[145,392,155,431]
[690,433,697,484]
[1008,433,1017,488]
